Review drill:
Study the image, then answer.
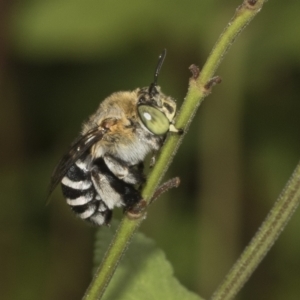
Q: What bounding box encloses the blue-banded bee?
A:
[48,50,181,226]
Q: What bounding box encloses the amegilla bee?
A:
[48,50,181,226]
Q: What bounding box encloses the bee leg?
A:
[86,208,113,226]
[91,164,124,210]
[137,161,144,172]
[103,209,113,226]
[91,158,142,211]
[126,199,147,220]
[169,124,184,135]
[149,156,155,168]
[149,150,160,168]
[103,155,145,185]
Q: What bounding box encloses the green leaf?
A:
[94,221,203,300]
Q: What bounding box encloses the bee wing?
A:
[47,127,106,198]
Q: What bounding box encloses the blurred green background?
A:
[1,0,300,299]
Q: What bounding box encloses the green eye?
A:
[138,105,170,135]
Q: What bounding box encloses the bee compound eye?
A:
[138,105,170,135]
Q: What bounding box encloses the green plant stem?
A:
[83,1,266,299]
[83,217,143,300]
[143,0,265,202]
[211,161,300,300]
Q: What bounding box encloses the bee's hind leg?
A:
[103,155,145,185]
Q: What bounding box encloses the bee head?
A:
[137,49,177,136]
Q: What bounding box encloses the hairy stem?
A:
[143,0,265,201]
[83,217,143,300]
[211,161,300,300]
[83,1,266,299]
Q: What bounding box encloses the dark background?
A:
[1,1,300,299]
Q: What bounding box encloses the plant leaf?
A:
[94,221,203,300]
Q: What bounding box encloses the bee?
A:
[48,50,181,226]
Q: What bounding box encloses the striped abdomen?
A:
[61,157,141,225]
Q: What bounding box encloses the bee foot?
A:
[126,199,147,219]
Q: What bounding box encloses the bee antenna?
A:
[149,49,167,96]
[154,49,167,85]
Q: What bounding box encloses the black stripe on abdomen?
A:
[66,163,87,181]
[61,184,93,200]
